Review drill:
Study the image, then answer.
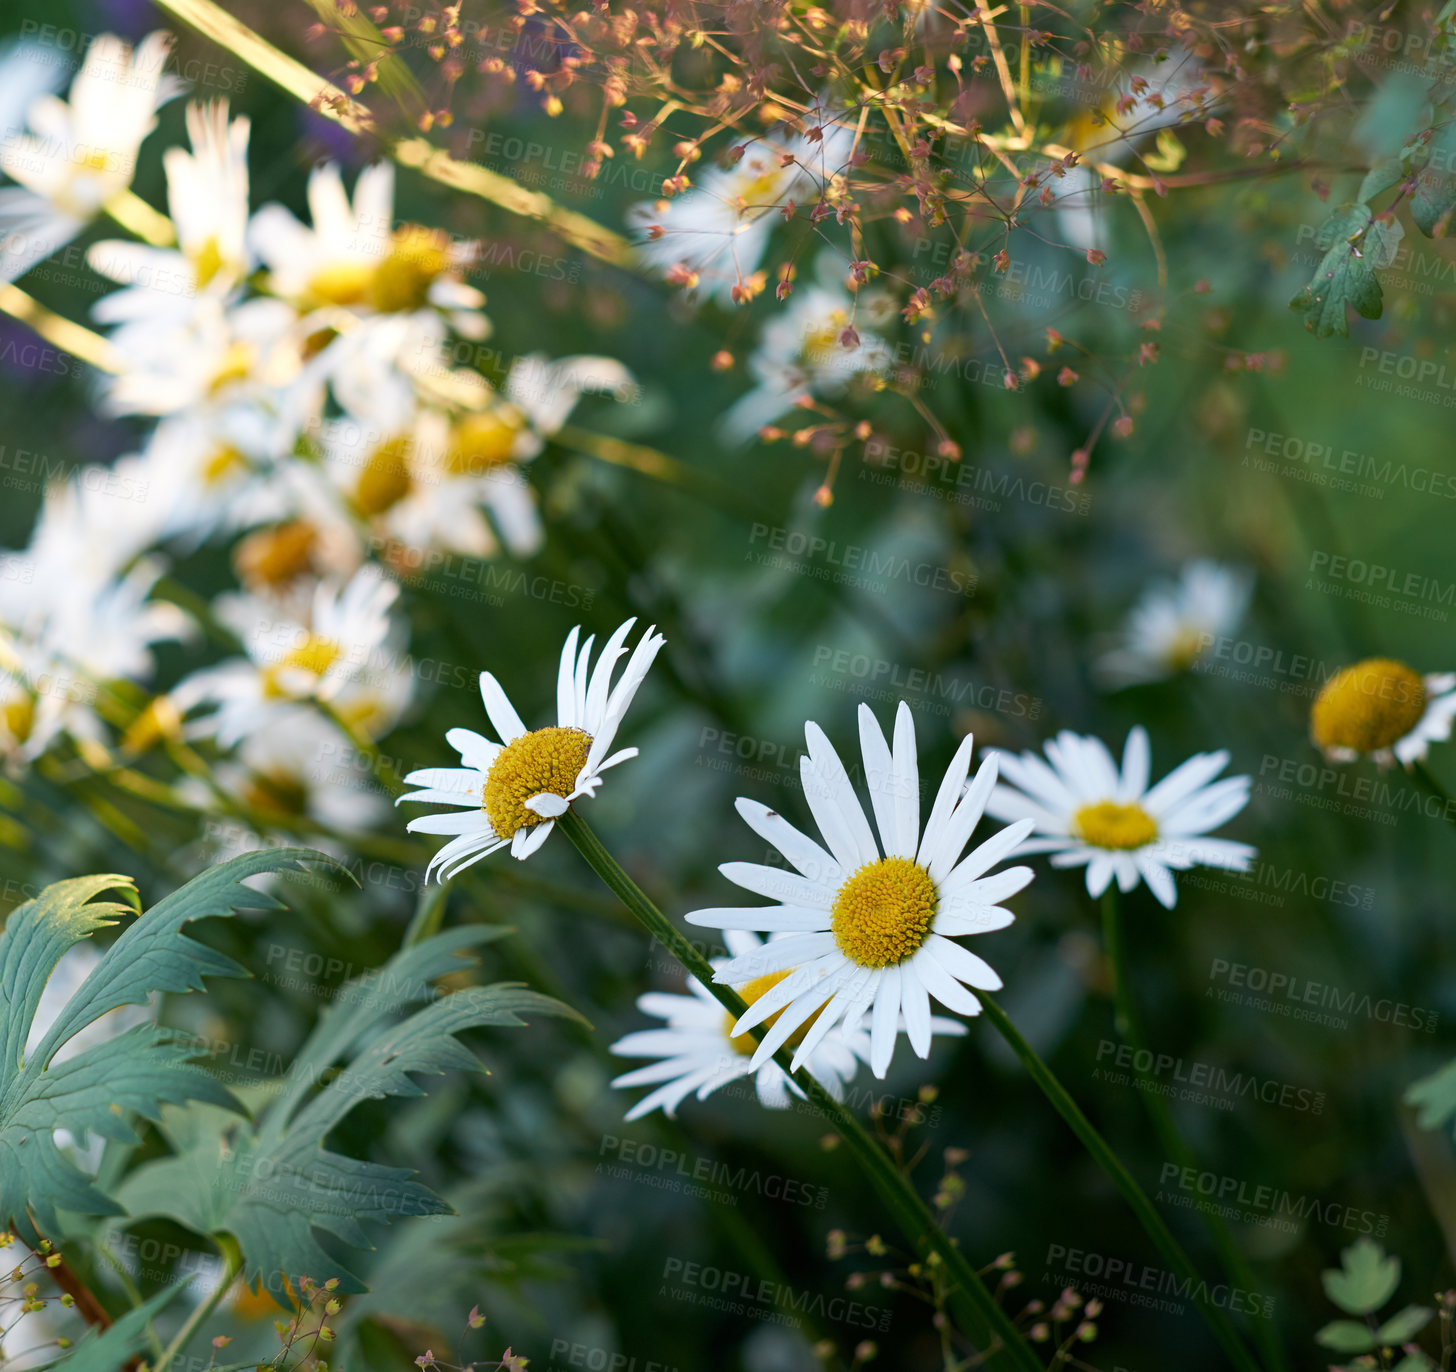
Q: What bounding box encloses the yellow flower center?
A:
[722,970,825,1056]
[370,225,452,313]
[234,521,317,588]
[355,435,414,516]
[202,444,248,487]
[830,856,938,968]
[1311,658,1426,754]
[1073,801,1158,851]
[2,693,34,745]
[193,235,225,290]
[483,725,592,839]
[1165,625,1208,671]
[262,635,343,697]
[307,261,374,308]
[243,768,310,818]
[444,410,524,476]
[208,340,255,396]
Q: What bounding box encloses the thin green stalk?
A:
[1101,889,1286,1372]
[556,809,1042,1372]
[152,1236,242,1372]
[974,993,1267,1372]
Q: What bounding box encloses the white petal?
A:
[525,792,569,817]
[479,672,528,743]
[869,968,902,1078]
[734,797,841,886]
[926,933,1003,990]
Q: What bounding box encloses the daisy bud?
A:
[854,1341,878,1361]
[1194,278,1211,293]
[1003,370,1019,390]
[710,350,734,371]
[1086,248,1106,265]
[1057,366,1078,386]
[813,483,834,507]
[839,325,860,350]
[936,438,959,459]
[1112,415,1134,439]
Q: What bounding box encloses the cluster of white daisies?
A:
[0,31,632,792]
[399,618,1258,1116]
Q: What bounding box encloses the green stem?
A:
[974,993,1266,1372]
[1100,890,1285,1372]
[152,1235,242,1372]
[556,809,1042,1372]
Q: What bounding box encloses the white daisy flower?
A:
[401,618,665,873]
[132,406,296,547]
[1097,559,1252,687]
[985,726,1255,910]
[175,566,408,747]
[685,701,1036,1080]
[101,293,304,420]
[627,109,856,304]
[0,31,181,283]
[314,347,633,565]
[1053,45,1214,251]
[225,707,392,834]
[720,272,892,443]
[88,100,252,327]
[1310,658,1456,769]
[248,161,486,335]
[611,930,965,1119]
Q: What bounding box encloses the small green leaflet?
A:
[40,1283,182,1371]
[1290,203,1400,337]
[1321,1236,1402,1316]
[118,927,584,1293]
[0,850,339,1240]
[1402,1053,1456,1132]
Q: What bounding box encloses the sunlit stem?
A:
[556,808,1043,1372]
[152,1235,242,1372]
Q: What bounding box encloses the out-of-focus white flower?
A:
[100,293,304,422]
[1096,559,1252,687]
[628,108,856,304]
[721,271,891,443]
[89,100,252,327]
[1053,47,1214,251]
[249,161,487,335]
[686,702,1034,1080]
[986,726,1255,909]
[215,707,394,834]
[1311,659,1456,769]
[321,350,634,562]
[175,566,410,747]
[132,406,295,546]
[611,929,964,1119]
[0,31,180,283]
[401,618,665,872]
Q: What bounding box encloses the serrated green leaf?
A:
[119,933,584,1293]
[1322,1236,1401,1315]
[1413,165,1456,236]
[0,850,339,1238]
[1379,1303,1435,1343]
[1290,203,1390,336]
[1315,1319,1377,1353]
[1404,1055,1456,1131]
[43,1281,182,1371]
